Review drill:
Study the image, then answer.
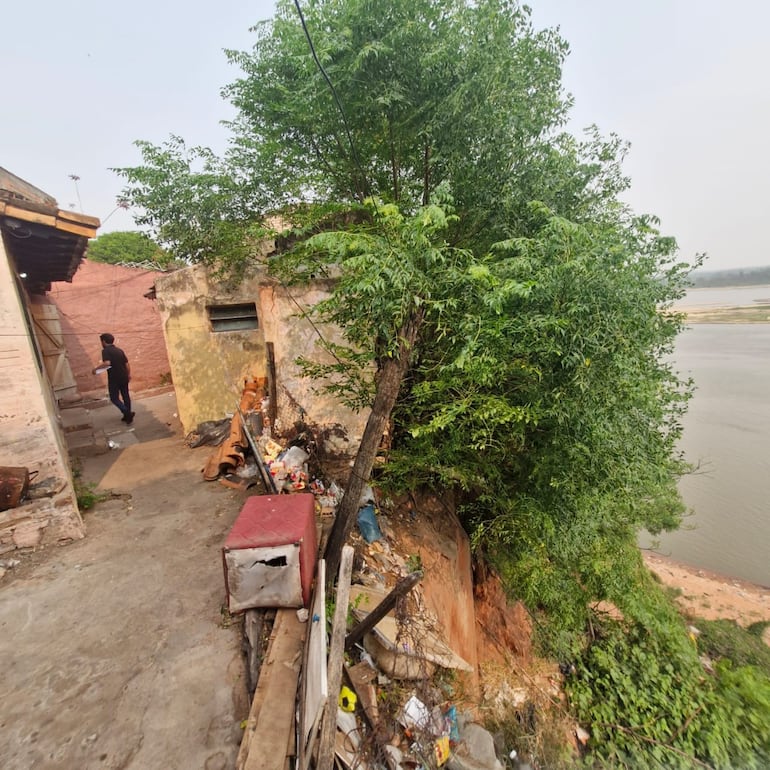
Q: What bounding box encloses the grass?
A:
[72,462,109,511]
[696,618,770,673]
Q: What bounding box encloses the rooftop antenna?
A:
[68,174,83,212]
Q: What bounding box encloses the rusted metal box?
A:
[0,467,33,511]
[222,493,317,612]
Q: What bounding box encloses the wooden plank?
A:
[53,218,98,238]
[300,560,327,768]
[317,545,354,770]
[3,203,57,227]
[267,342,278,429]
[238,609,306,770]
[56,209,100,227]
[345,662,380,732]
[345,570,422,651]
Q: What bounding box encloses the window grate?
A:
[207,302,258,332]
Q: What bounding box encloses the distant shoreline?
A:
[686,282,770,291]
[672,285,770,322]
[683,304,770,323]
[643,551,770,627]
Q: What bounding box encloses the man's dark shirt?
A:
[101,344,129,385]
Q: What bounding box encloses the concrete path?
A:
[0,391,250,769]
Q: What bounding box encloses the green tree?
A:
[113,135,256,267]
[117,0,652,580]
[273,198,480,579]
[87,230,167,266]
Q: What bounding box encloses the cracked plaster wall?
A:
[155,265,268,433]
[155,265,368,455]
[0,236,85,552]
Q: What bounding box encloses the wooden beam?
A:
[266,342,278,430]
[0,202,98,237]
[299,561,327,769]
[56,209,100,227]
[2,203,57,228]
[53,218,98,238]
[316,545,354,770]
[237,609,306,770]
[344,570,422,651]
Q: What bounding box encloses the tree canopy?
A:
[116,0,694,626]
[87,230,168,267]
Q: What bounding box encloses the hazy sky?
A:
[3,0,768,270]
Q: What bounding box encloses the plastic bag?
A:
[357,504,383,543]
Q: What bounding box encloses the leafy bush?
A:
[696,618,770,673]
[566,610,770,768]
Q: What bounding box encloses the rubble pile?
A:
[301,490,510,770]
[192,380,538,769]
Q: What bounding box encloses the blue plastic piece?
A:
[357,504,383,543]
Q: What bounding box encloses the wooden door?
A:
[30,300,79,402]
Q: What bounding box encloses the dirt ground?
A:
[0,391,251,770]
[643,552,770,628]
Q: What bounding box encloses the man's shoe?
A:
[121,413,129,422]
[125,411,135,425]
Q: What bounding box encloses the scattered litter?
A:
[434,734,450,766]
[444,704,460,742]
[359,485,376,506]
[184,417,231,448]
[399,695,431,732]
[234,459,259,478]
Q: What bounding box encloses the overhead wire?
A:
[292,0,371,202]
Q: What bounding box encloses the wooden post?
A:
[267,342,278,429]
[344,571,422,652]
[316,545,354,770]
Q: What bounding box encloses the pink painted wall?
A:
[49,259,172,396]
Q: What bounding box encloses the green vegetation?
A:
[114,0,768,764]
[72,465,108,511]
[87,230,171,267]
[567,602,770,769]
[697,619,770,672]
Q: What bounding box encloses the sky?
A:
[2,0,768,271]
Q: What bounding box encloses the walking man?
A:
[93,333,134,424]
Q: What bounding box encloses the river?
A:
[639,286,770,587]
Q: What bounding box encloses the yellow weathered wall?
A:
[258,282,368,454]
[0,237,85,550]
[155,265,369,454]
[155,265,267,433]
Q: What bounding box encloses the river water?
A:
[639,286,770,587]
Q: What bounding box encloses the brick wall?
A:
[49,260,172,396]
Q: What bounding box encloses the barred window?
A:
[207,303,258,332]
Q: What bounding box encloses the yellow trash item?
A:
[434,735,450,766]
[339,686,357,712]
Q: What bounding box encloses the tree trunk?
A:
[324,309,424,585]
